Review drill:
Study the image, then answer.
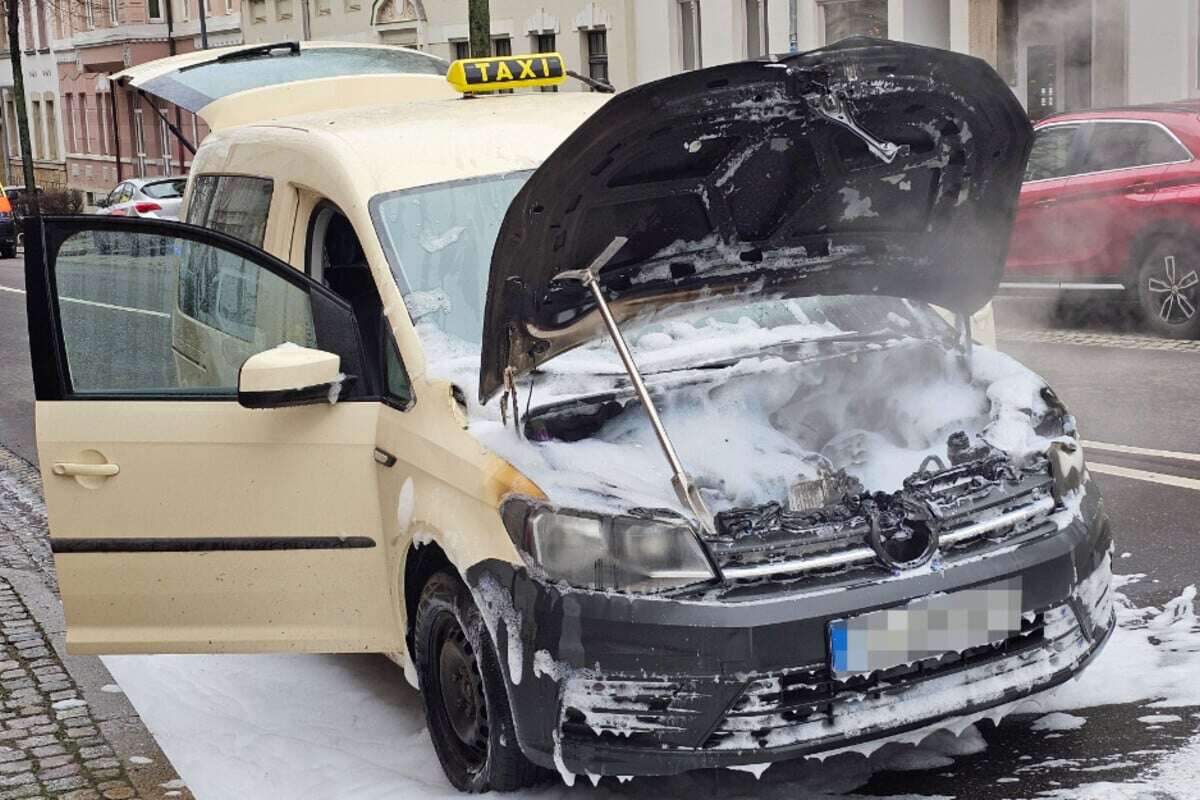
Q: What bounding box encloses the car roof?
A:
[1038,101,1200,126]
[197,91,611,199]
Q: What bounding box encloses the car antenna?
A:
[554,238,715,534]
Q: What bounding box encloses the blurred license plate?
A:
[829,578,1023,677]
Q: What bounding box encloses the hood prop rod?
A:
[555,238,717,536]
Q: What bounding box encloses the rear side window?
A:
[142,179,186,199]
[186,175,273,248]
[1079,122,1190,173]
[1025,125,1078,181]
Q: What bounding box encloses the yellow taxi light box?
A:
[447,52,566,92]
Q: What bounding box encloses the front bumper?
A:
[466,486,1115,777]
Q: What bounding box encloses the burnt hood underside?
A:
[479,37,1033,403]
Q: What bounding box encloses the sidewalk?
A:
[0,445,192,800]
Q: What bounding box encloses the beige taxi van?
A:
[25,39,1112,792]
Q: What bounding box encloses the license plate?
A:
[829,578,1023,677]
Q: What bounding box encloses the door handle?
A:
[1129,182,1155,195]
[52,462,119,478]
[1032,198,1057,207]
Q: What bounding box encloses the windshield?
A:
[371,173,955,392]
[372,172,531,346]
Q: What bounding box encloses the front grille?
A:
[707,459,1058,584]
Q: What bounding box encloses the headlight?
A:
[503,502,716,594]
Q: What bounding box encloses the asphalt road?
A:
[1,255,1198,798]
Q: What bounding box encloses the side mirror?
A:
[95,198,109,209]
[237,344,354,409]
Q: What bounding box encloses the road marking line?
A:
[1083,440,1200,464]
[1089,462,1200,492]
[58,296,169,319]
[0,283,167,318]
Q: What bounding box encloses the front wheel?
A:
[1136,236,1200,339]
[0,243,14,259]
[414,571,542,793]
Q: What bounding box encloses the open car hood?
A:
[478,38,1031,402]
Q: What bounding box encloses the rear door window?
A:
[142,179,186,199]
[185,175,273,247]
[1079,122,1190,174]
[1025,125,1080,181]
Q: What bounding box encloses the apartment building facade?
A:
[54,0,243,205]
[0,0,68,190]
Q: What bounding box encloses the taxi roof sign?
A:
[447,52,566,93]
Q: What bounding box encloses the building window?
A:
[159,110,173,173]
[36,0,48,49]
[80,94,91,154]
[452,40,469,60]
[4,98,17,154]
[108,0,117,25]
[148,0,163,20]
[99,93,110,155]
[133,107,147,177]
[315,0,330,14]
[45,97,57,160]
[998,0,1017,86]
[180,0,189,21]
[493,37,512,56]
[205,0,212,14]
[679,0,702,70]
[84,0,95,28]
[345,0,361,10]
[534,33,557,91]
[819,0,886,44]
[249,0,265,22]
[225,0,233,13]
[30,99,42,160]
[69,94,80,152]
[586,30,608,87]
[275,0,292,20]
[745,0,768,58]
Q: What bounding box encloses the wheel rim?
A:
[1146,254,1200,325]
[436,624,489,766]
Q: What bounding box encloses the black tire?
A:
[0,243,14,259]
[414,571,541,793]
[1135,236,1200,339]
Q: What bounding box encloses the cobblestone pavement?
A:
[0,445,192,800]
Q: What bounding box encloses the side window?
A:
[1079,122,1190,173]
[54,227,315,394]
[185,175,273,248]
[1025,125,1078,181]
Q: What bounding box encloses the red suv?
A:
[1004,103,1200,337]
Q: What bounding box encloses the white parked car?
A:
[96,176,187,220]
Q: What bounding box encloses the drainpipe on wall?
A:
[110,84,123,182]
[165,0,185,169]
[789,0,798,52]
[300,0,312,39]
[198,0,209,49]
